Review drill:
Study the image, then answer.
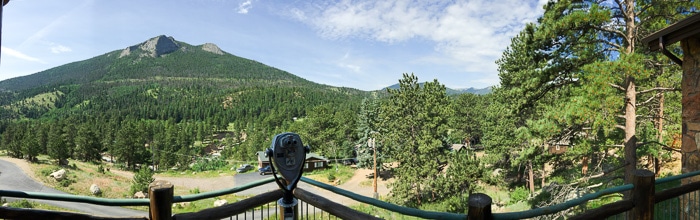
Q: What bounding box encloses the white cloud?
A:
[1,46,46,63]
[339,63,361,72]
[237,0,253,14]
[287,0,547,84]
[50,44,73,54]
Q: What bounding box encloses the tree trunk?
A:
[623,76,637,199]
[582,156,589,175]
[528,160,535,194]
[622,0,637,199]
[655,91,664,175]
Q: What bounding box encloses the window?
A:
[304,163,309,169]
[315,162,324,168]
[556,145,560,151]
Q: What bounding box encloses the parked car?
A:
[236,164,254,173]
[342,158,358,165]
[258,165,276,175]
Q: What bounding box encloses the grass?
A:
[3,199,82,213]
[31,156,133,199]
[350,203,421,219]
[304,164,354,185]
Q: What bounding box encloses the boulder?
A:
[49,169,66,181]
[134,191,146,199]
[90,184,101,195]
[213,199,227,207]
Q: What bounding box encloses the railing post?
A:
[149,180,173,220]
[631,169,654,220]
[468,193,493,220]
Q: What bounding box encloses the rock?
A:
[134,191,147,199]
[201,43,224,55]
[139,35,180,57]
[492,168,503,177]
[213,199,227,207]
[173,202,191,208]
[49,169,66,181]
[90,184,101,195]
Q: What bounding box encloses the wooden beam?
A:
[643,13,700,51]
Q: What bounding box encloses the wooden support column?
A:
[631,169,654,220]
[681,35,700,220]
[148,180,173,220]
[467,193,492,220]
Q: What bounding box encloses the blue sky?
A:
[1,0,547,91]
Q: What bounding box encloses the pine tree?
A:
[382,73,452,207]
[355,96,383,169]
[130,165,155,195]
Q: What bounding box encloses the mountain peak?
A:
[201,43,224,55]
[119,35,180,58]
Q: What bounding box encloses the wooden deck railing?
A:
[3,169,700,219]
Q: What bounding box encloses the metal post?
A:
[1,0,6,64]
[371,138,378,199]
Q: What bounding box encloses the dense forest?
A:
[1,0,699,215]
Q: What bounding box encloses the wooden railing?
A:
[3,169,700,219]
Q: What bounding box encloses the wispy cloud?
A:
[237,0,253,14]
[286,0,546,83]
[50,44,73,54]
[1,46,46,63]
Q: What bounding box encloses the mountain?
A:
[0,35,368,125]
[384,83,492,95]
[0,35,317,92]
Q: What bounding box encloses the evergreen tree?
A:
[47,122,70,165]
[355,96,383,169]
[381,73,452,207]
[130,165,155,195]
[74,124,102,162]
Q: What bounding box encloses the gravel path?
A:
[0,158,147,217]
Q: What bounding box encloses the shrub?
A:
[190,157,228,172]
[327,173,336,182]
[59,178,75,187]
[190,187,201,194]
[12,199,34,208]
[509,186,530,204]
[97,165,105,174]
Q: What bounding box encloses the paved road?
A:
[0,159,147,218]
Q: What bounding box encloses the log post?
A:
[149,180,173,220]
[468,193,492,220]
[631,169,654,220]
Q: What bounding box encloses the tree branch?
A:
[609,83,625,92]
[637,141,681,153]
[637,87,679,95]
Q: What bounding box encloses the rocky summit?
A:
[119,35,180,58]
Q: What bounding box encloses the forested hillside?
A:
[0,35,369,168]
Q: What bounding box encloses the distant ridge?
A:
[383,83,491,95]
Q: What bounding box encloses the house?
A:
[451,144,468,152]
[546,139,570,155]
[256,151,330,172]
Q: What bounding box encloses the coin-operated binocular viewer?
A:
[265,132,309,220]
